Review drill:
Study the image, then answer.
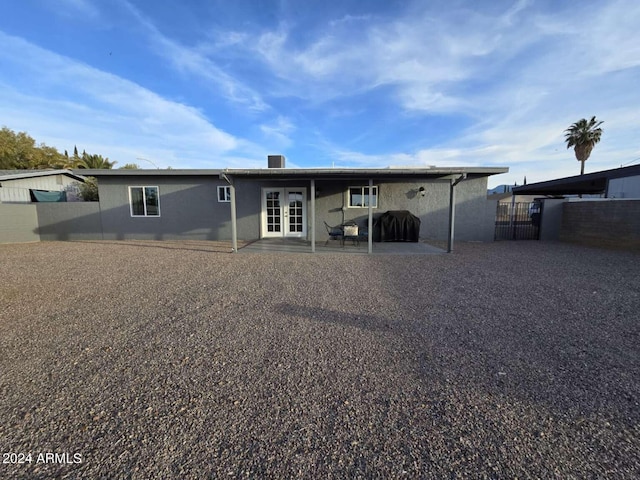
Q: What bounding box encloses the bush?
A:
[79,176,99,201]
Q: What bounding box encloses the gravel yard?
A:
[1,240,639,479]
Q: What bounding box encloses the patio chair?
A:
[324,221,344,246]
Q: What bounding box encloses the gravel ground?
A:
[1,240,639,479]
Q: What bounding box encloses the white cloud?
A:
[0,32,251,168]
[53,0,100,18]
[260,116,295,149]
[121,0,269,112]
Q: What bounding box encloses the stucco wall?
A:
[36,203,103,241]
[97,175,238,241]
[0,204,40,243]
[0,174,498,244]
[311,176,492,243]
[560,199,640,250]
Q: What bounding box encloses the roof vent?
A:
[268,155,286,168]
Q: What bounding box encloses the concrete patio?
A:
[238,238,447,254]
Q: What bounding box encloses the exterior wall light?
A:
[419,186,426,197]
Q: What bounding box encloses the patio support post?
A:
[447,174,467,253]
[447,179,456,253]
[368,178,373,254]
[310,179,316,253]
[221,172,238,253]
[230,181,238,253]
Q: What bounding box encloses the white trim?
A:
[347,185,378,208]
[217,185,231,202]
[128,186,161,217]
[261,187,307,238]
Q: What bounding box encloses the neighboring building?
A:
[0,169,86,203]
[512,164,640,198]
[512,165,640,249]
[75,157,508,252]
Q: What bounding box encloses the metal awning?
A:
[512,165,640,196]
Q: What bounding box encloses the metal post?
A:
[447,179,456,253]
[368,178,373,254]
[230,181,238,253]
[447,174,466,253]
[310,179,316,253]
[510,193,516,240]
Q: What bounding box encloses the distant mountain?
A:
[487,184,516,195]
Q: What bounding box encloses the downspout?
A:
[447,173,467,253]
[221,172,238,253]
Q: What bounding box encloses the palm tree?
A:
[564,116,604,175]
[74,153,117,169]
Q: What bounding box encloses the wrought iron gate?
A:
[494,202,541,240]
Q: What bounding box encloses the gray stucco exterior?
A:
[0,204,40,243]
[96,175,229,240]
[0,164,508,246]
[75,170,500,243]
[36,203,103,241]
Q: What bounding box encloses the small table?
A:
[342,224,359,246]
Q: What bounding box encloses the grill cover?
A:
[374,210,421,242]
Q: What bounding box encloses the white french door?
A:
[261,188,307,238]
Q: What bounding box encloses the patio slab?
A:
[238,238,446,254]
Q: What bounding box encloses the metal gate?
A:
[494,202,541,240]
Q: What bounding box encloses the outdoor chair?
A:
[324,221,344,246]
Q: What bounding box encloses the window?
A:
[348,186,378,208]
[129,186,160,217]
[218,185,231,202]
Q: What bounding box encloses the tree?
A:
[74,153,117,169]
[0,127,35,169]
[119,163,141,169]
[0,127,65,169]
[564,116,604,175]
[78,176,99,201]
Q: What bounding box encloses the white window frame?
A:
[128,186,160,217]
[217,185,231,202]
[347,185,378,208]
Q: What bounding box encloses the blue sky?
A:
[1,0,639,187]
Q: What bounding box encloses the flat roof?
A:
[220,167,508,179]
[512,164,640,196]
[75,166,508,179]
[73,169,223,176]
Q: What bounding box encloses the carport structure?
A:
[220,166,508,254]
[512,164,640,197]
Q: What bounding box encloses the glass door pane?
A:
[266,191,281,233]
[287,191,303,233]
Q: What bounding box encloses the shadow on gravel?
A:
[70,239,242,253]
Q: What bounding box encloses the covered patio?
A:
[220,165,508,254]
